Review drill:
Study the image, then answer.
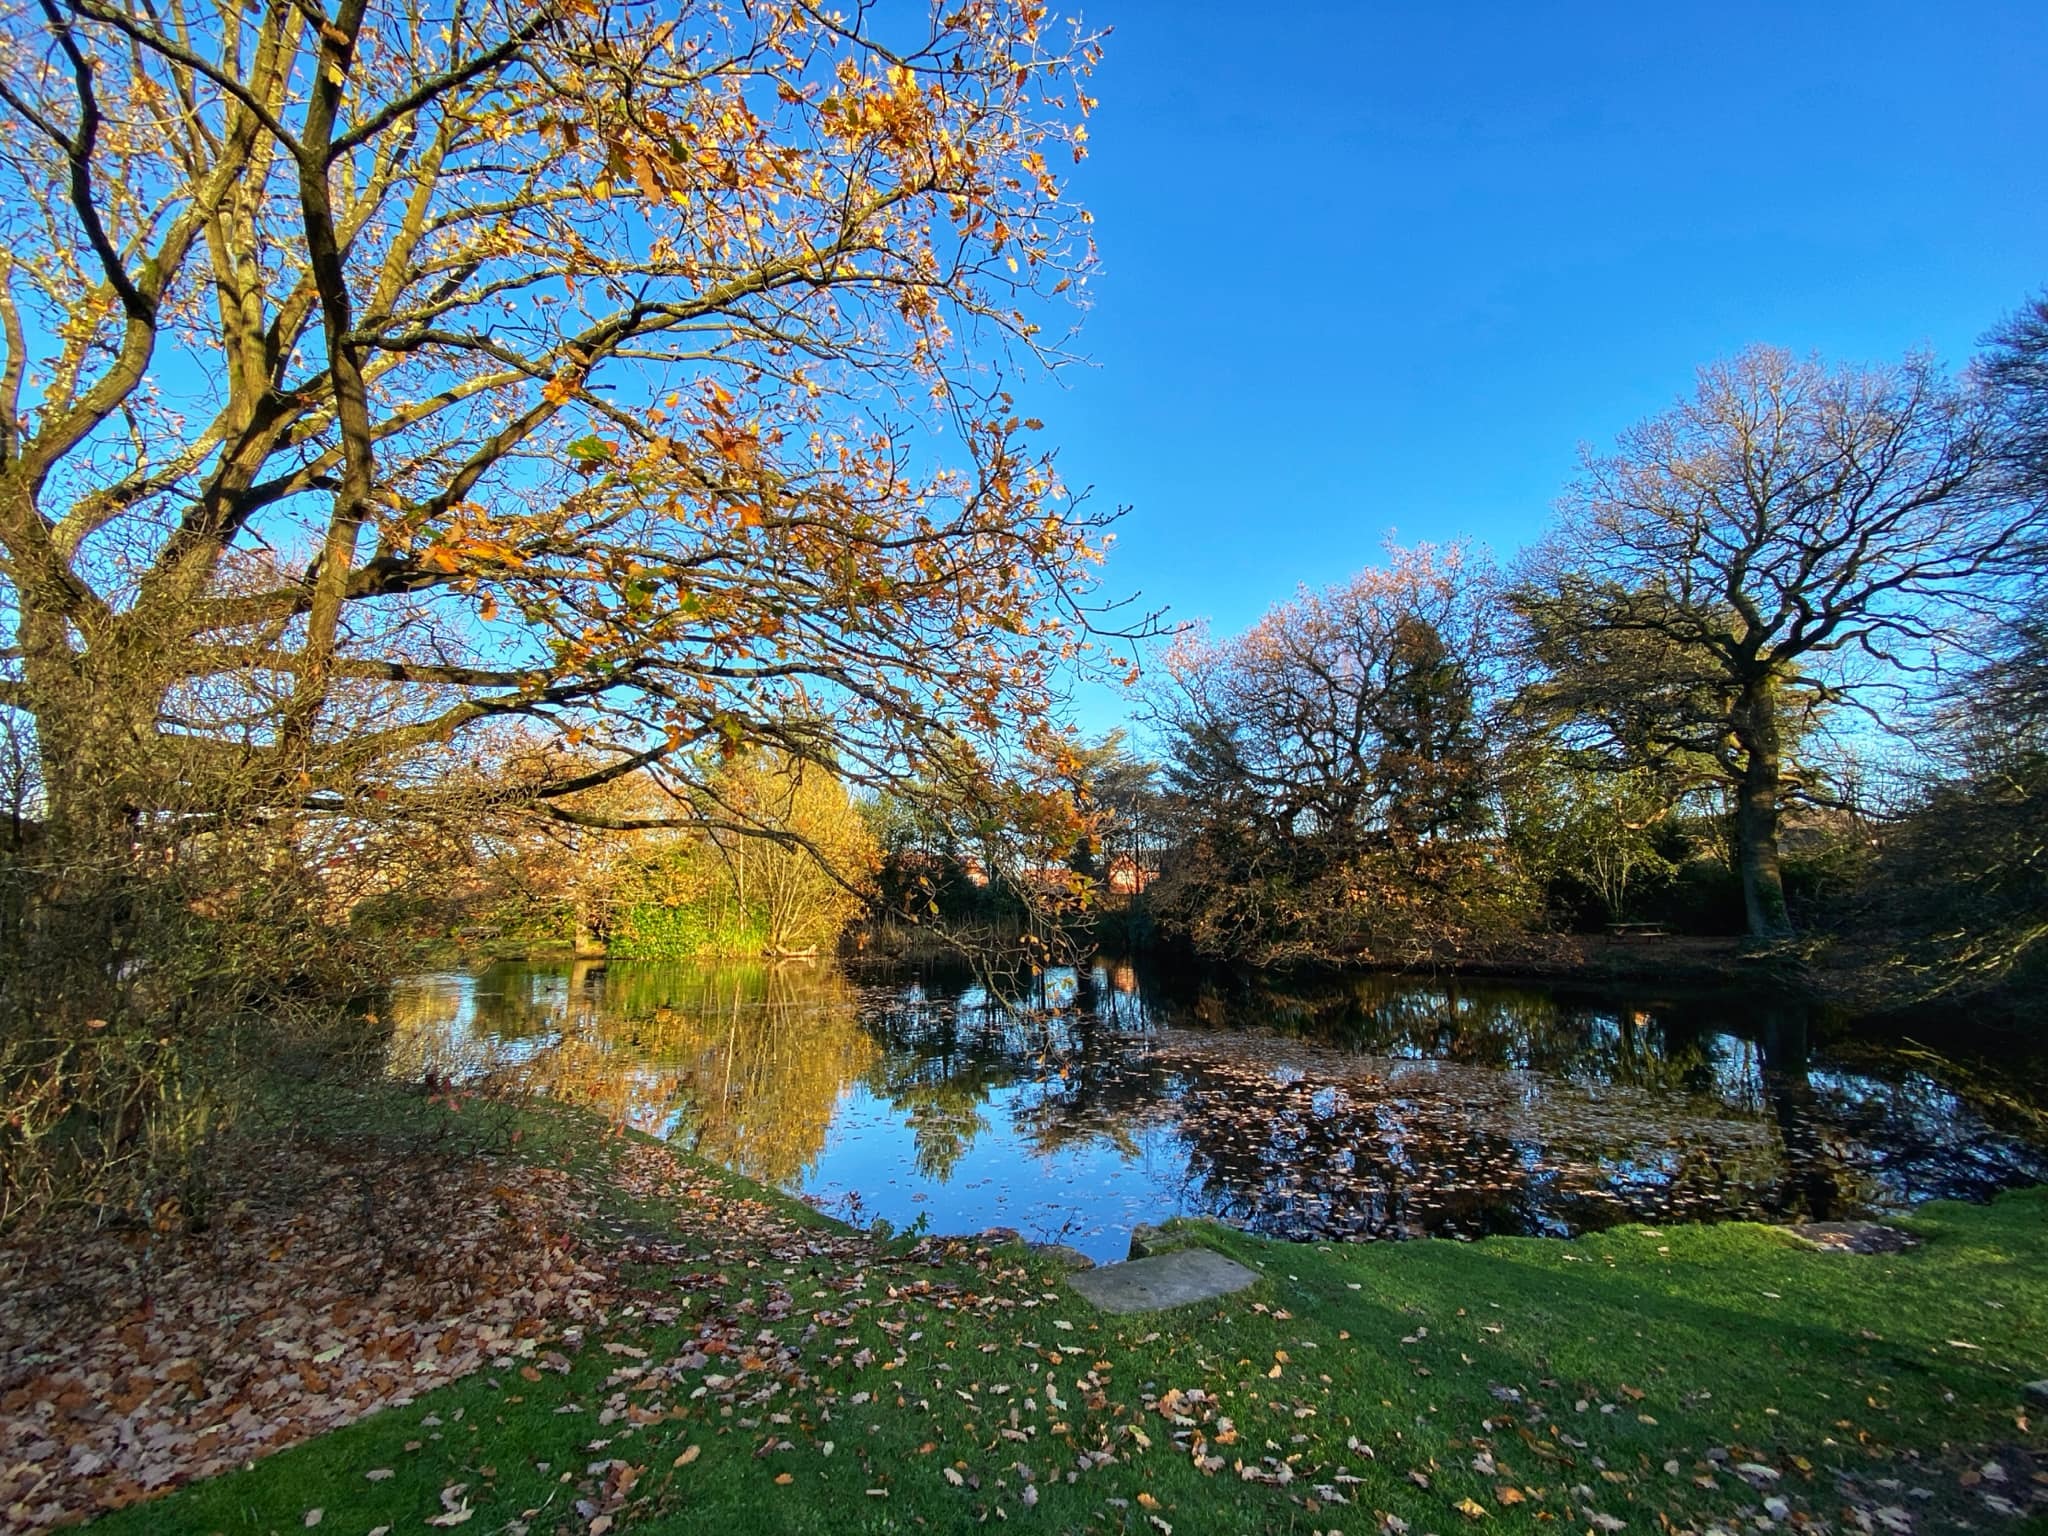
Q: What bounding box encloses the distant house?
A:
[1105,854,1155,895]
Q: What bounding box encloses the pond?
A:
[386,957,2048,1265]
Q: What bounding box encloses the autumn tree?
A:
[0,0,1123,1225]
[1155,545,1498,857]
[692,750,879,954]
[1511,346,2026,941]
[1148,545,1537,964]
[0,0,1118,859]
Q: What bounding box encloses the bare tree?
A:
[1512,346,2025,939]
[1969,290,2048,740]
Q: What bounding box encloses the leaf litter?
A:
[0,1137,604,1529]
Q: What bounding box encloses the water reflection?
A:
[387,961,878,1185]
[387,959,2048,1264]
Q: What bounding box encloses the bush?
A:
[1854,752,2048,1019]
[608,899,769,960]
[0,824,388,1233]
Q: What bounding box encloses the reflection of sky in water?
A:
[386,972,565,1072]
[798,1083,1199,1249]
[385,960,2048,1265]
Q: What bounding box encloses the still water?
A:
[387,958,2048,1265]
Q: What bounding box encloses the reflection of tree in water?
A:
[1142,984,1831,1234]
[853,966,1167,1177]
[1150,972,1725,1088]
[1011,972,2046,1238]
[387,960,877,1186]
[1132,1039,1787,1241]
[1793,1039,2048,1209]
[390,958,2048,1243]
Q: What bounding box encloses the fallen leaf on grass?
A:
[0,1143,608,1528]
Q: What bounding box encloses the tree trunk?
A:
[1731,676,1795,940]
[21,648,151,861]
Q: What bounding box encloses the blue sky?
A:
[1025,0,2048,724]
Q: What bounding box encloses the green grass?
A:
[89,1097,2048,1536]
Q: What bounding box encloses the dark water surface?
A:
[387,958,2048,1264]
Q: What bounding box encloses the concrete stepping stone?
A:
[1068,1247,1259,1314]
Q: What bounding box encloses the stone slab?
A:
[1068,1247,1259,1314]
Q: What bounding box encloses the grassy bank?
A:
[67,1086,2048,1536]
